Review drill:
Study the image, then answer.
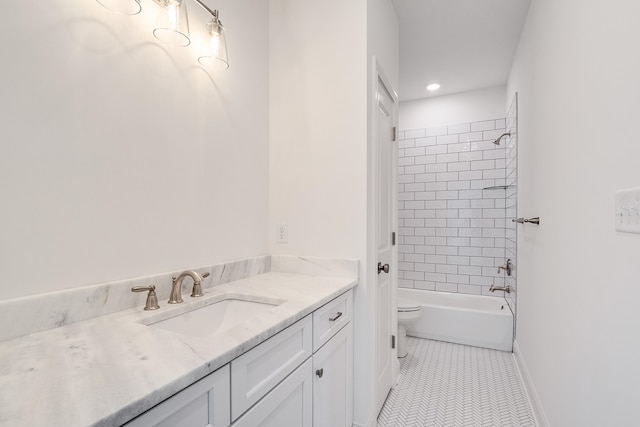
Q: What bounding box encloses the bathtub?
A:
[398,288,513,352]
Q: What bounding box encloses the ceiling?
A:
[392,0,531,101]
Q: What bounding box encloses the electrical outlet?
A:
[615,188,640,234]
[277,223,288,243]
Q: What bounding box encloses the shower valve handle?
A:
[497,259,512,276]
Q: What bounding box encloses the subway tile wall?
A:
[504,95,518,319]
[397,119,508,296]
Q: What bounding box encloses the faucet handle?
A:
[497,259,513,276]
[131,285,160,311]
[191,272,211,298]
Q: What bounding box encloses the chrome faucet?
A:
[168,270,210,304]
[490,284,511,294]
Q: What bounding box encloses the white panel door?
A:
[375,76,395,414]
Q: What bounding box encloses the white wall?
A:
[268,0,367,259]
[0,0,269,300]
[400,86,506,130]
[269,1,398,425]
[508,0,640,425]
[269,0,370,422]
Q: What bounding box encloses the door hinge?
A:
[392,126,397,141]
[391,335,396,349]
[392,231,396,246]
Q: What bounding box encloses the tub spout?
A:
[490,285,511,293]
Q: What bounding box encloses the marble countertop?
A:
[0,271,358,427]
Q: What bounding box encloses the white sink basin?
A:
[148,299,279,338]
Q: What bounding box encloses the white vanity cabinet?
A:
[230,315,313,421]
[312,290,352,352]
[312,322,353,427]
[231,359,313,427]
[312,291,353,427]
[231,290,353,427]
[124,290,353,427]
[124,364,230,427]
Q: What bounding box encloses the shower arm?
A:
[493,132,511,145]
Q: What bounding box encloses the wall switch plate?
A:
[615,188,640,234]
[277,223,288,243]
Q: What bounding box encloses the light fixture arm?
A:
[151,0,219,20]
[192,0,219,20]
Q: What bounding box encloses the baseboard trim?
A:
[352,413,376,427]
[512,340,550,427]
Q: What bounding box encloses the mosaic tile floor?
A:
[378,337,536,427]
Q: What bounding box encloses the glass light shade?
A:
[198,18,229,71]
[153,0,191,47]
[96,0,141,15]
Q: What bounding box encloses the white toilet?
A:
[397,298,422,358]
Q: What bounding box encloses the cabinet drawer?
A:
[124,364,230,427]
[231,359,312,427]
[312,290,352,352]
[231,315,312,420]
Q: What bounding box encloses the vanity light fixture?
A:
[96,0,230,69]
[153,0,191,47]
[426,83,440,92]
[198,9,229,71]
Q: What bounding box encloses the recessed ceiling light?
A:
[426,83,440,92]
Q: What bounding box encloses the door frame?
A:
[369,57,399,417]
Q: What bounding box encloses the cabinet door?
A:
[124,365,230,427]
[313,323,353,427]
[232,359,312,427]
[231,315,312,420]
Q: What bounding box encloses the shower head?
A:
[493,132,511,145]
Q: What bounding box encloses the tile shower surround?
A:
[504,97,518,318]
[397,119,508,296]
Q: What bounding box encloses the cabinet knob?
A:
[315,368,324,378]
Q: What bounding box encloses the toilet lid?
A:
[398,298,420,312]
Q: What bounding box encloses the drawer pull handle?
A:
[329,312,343,322]
[316,368,324,378]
